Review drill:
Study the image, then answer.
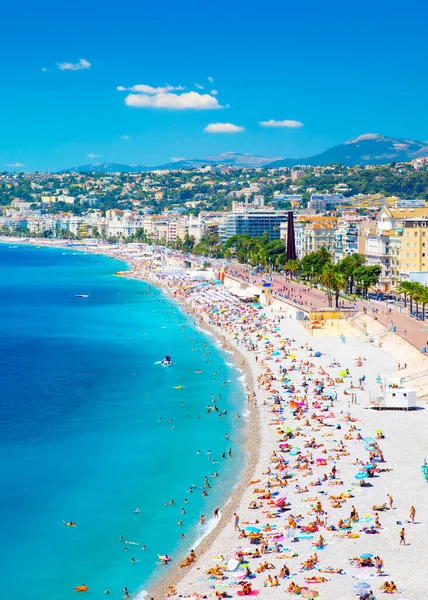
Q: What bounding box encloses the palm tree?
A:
[331,271,347,309]
[409,282,425,316]
[395,281,412,308]
[417,286,428,321]
[321,264,335,308]
[284,259,299,279]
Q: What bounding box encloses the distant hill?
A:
[59,162,148,174]
[265,134,428,168]
[60,136,428,173]
[157,152,281,170]
[61,153,280,174]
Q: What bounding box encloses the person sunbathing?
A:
[251,548,261,559]
[302,555,318,570]
[353,556,374,567]
[304,522,318,533]
[319,566,343,574]
[256,561,270,573]
[305,575,328,583]
[279,565,290,578]
[372,503,389,511]
[287,515,298,528]
[206,565,225,577]
[264,575,273,587]
[240,582,252,595]
[180,549,196,568]
[287,582,302,594]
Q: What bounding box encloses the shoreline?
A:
[1,238,262,600]
[4,238,428,600]
[118,269,262,600]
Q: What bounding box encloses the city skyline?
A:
[1,0,428,171]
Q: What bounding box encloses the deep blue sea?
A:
[0,244,246,599]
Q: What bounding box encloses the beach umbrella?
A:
[355,472,368,480]
[360,553,373,559]
[363,464,375,470]
[245,526,260,533]
[340,370,347,376]
[314,351,322,357]
[275,495,287,506]
[354,583,371,591]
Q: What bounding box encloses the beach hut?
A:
[368,378,417,410]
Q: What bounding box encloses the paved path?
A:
[225,264,428,354]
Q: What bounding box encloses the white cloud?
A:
[118,84,185,94]
[41,67,49,73]
[204,123,244,133]
[121,135,130,140]
[125,90,225,110]
[58,58,91,71]
[88,153,101,159]
[259,119,304,128]
[6,162,25,167]
[195,83,204,89]
[210,89,218,95]
[208,76,214,83]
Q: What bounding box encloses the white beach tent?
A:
[369,378,417,410]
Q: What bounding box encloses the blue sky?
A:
[1,0,427,171]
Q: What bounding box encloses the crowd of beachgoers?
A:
[4,241,426,600]
[106,255,424,600]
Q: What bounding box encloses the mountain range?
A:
[62,134,428,173]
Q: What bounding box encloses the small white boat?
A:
[75,294,90,298]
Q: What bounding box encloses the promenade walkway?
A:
[225,263,428,354]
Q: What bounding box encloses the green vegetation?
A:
[395,280,428,319]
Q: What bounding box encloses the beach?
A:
[3,239,428,600]
[123,256,428,600]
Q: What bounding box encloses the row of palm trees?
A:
[395,281,428,319]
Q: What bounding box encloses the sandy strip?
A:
[5,239,428,600]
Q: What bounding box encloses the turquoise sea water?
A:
[0,245,246,599]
